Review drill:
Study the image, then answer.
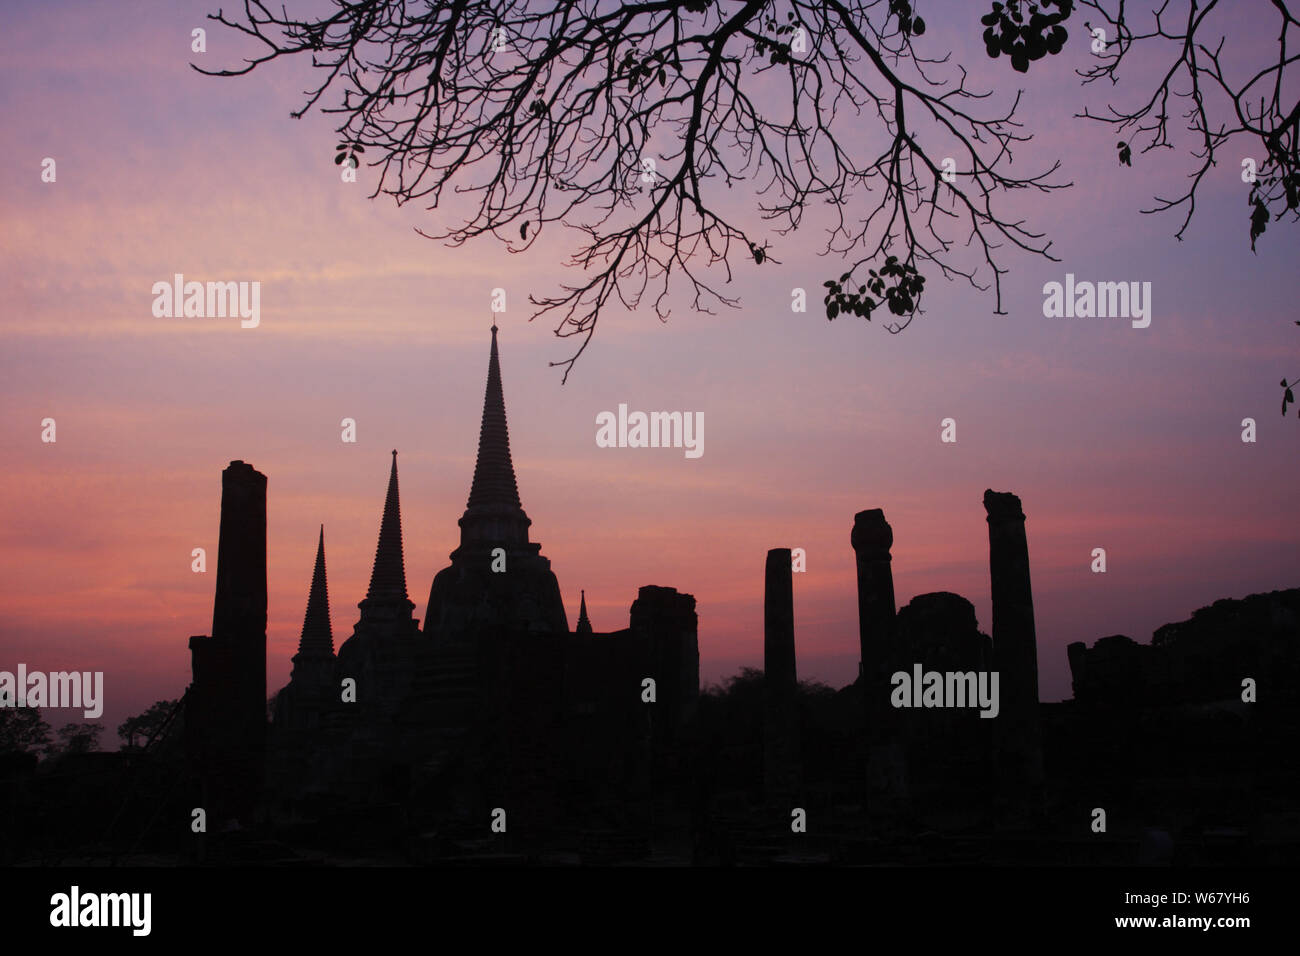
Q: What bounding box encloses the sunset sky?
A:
[2,0,1296,745]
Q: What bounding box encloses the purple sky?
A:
[1,0,1296,745]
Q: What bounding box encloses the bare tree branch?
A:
[199,0,1071,379]
[1076,0,1299,243]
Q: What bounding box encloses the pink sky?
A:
[1,1,1296,744]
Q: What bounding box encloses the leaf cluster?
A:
[334,141,365,169]
[980,0,1072,72]
[823,255,926,321]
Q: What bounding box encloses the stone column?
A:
[983,490,1044,824]
[851,510,905,809]
[211,461,267,646]
[630,585,699,735]
[763,549,800,805]
[191,460,267,824]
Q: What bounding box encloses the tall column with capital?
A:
[852,509,906,809]
[984,490,1044,824]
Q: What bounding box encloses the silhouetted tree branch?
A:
[199,0,1068,379]
[1073,0,1299,247]
[1060,0,1294,421]
[202,0,1295,392]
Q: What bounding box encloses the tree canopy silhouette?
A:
[200,1,1296,381]
[0,707,51,757]
[117,698,179,750]
[52,722,104,756]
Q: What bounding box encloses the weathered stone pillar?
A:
[630,585,699,736]
[189,460,268,824]
[763,549,800,804]
[983,490,1044,824]
[212,460,267,638]
[852,509,905,809]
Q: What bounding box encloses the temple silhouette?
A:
[9,326,1291,865]
[188,326,700,855]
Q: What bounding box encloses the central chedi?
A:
[424,324,569,641]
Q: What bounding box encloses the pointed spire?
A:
[458,325,533,550]
[365,450,411,604]
[576,589,593,636]
[297,525,334,657]
[467,325,523,511]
